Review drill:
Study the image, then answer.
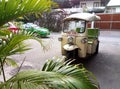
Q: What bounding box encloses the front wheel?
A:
[66,49,78,59]
[66,51,72,60]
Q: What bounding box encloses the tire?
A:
[66,49,78,59]
[95,41,99,54]
[66,51,72,60]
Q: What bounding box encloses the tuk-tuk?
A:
[58,13,100,59]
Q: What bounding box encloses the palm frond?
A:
[0,30,43,58]
[0,29,11,36]
[0,0,56,26]
[42,57,99,89]
[4,58,18,67]
[0,57,99,89]
[0,29,46,83]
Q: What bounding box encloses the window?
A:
[93,2,101,7]
[63,20,86,33]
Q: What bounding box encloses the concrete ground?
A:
[85,31,120,89]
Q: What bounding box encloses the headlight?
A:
[81,38,87,43]
[68,37,73,43]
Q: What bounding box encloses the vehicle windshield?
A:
[31,24,40,29]
[24,23,40,29]
[63,20,86,33]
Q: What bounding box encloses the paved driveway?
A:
[85,31,120,89]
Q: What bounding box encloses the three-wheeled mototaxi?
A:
[58,13,101,59]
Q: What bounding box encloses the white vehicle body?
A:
[59,13,100,59]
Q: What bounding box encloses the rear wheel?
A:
[95,41,99,54]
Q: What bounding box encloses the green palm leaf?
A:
[4,57,18,67]
[0,30,44,58]
[0,0,56,26]
[0,58,99,89]
[0,29,45,82]
[42,58,99,89]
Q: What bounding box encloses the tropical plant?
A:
[0,0,55,82]
[0,29,44,82]
[0,0,56,26]
[0,57,99,89]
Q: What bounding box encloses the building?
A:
[53,0,110,15]
[80,0,109,8]
[106,0,120,13]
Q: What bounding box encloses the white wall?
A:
[116,7,120,13]
[80,0,101,8]
[106,7,120,13]
[106,0,120,13]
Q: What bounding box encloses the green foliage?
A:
[0,0,56,26]
[0,29,44,57]
[0,30,44,82]
[4,58,18,67]
[0,0,55,82]
[0,58,99,89]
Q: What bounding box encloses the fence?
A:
[88,13,120,30]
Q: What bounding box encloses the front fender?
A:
[63,44,78,51]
